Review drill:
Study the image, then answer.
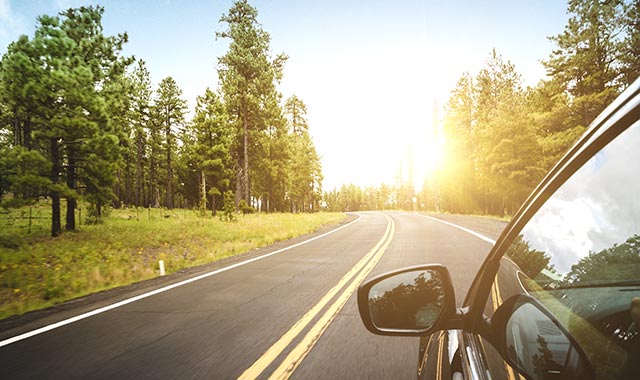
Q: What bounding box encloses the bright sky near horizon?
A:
[0,0,569,191]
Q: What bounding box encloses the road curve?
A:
[0,212,503,380]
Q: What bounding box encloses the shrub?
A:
[238,199,255,215]
[220,190,236,222]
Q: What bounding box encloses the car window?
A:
[486,119,640,380]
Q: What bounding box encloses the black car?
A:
[357,77,640,380]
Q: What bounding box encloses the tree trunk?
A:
[235,169,242,211]
[114,168,122,208]
[200,170,207,213]
[242,111,250,204]
[150,152,158,208]
[12,106,20,147]
[50,138,61,237]
[65,151,76,231]
[135,129,144,207]
[166,124,173,210]
[124,154,132,206]
[24,115,31,150]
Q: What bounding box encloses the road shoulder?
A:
[0,213,357,341]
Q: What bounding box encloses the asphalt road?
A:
[0,211,504,380]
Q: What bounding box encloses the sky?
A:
[0,0,569,191]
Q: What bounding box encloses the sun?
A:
[402,120,446,190]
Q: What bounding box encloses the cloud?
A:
[0,0,28,40]
[0,0,15,23]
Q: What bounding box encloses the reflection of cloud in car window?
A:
[591,148,608,171]
[521,121,640,275]
[526,198,600,273]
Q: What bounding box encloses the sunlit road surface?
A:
[0,212,501,380]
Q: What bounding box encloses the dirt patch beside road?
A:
[421,212,509,241]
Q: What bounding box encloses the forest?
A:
[0,1,323,237]
[1,0,640,238]
[324,0,640,216]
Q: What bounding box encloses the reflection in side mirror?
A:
[358,264,455,336]
[369,270,444,330]
[493,295,594,380]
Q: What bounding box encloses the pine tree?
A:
[128,60,153,207]
[58,6,132,230]
[544,0,626,129]
[189,88,232,215]
[153,77,186,210]
[254,91,289,212]
[0,6,131,235]
[285,95,322,212]
[217,0,287,207]
[621,0,640,86]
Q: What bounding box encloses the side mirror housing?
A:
[492,294,594,380]
[357,264,456,337]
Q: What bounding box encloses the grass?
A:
[0,203,345,320]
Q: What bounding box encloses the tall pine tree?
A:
[153,77,186,210]
[0,6,131,235]
[217,0,287,207]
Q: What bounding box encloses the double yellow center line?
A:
[239,213,395,380]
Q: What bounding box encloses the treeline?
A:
[0,1,322,237]
[325,0,640,215]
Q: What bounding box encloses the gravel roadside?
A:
[420,212,509,241]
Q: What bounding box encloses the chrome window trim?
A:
[459,330,492,380]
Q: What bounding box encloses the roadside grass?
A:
[0,204,345,320]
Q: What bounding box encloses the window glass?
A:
[487,120,640,380]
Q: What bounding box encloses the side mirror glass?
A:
[358,264,455,336]
[493,295,594,380]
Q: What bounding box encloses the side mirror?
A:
[357,264,456,336]
[492,295,594,380]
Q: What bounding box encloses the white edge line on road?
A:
[416,213,497,245]
[0,214,362,348]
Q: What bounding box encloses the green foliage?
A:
[543,0,626,128]
[238,199,255,214]
[506,235,551,279]
[217,0,288,205]
[5,0,633,222]
[564,234,640,286]
[0,1,324,226]
[0,5,132,236]
[0,146,50,208]
[181,88,232,215]
[220,190,237,221]
[285,96,323,213]
[431,51,547,216]
[85,202,111,225]
[154,76,187,210]
[125,60,154,208]
[621,0,640,86]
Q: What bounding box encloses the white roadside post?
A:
[159,260,166,276]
